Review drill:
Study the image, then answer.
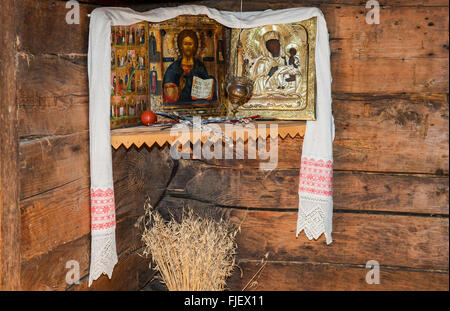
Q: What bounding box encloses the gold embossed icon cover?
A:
[228,17,317,120]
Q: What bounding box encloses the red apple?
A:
[141,111,157,125]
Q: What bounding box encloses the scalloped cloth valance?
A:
[88,5,334,287]
[111,121,306,149]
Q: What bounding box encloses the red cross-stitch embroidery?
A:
[298,158,333,196]
[90,188,116,231]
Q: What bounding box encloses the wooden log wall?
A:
[131,0,449,291]
[15,0,96,291]
[14,0,175,291]
[0,0,21,291]
[3,0,447,291]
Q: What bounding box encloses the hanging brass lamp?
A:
[226,1,253,116]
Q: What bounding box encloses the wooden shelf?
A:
[111,120,306,149]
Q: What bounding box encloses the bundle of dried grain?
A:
[141,200,238,291]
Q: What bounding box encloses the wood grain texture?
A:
[326,6,449,59]
[19,131,89,200]
[16,0,93,55]
[166,160,303,208]
[227,260,449,291]
[333,171,449,214]
[231,210,449,271]
[196,94,449,174]
[17,54,89,138]
[0,0,20,291]
[72,251,154,291]
[21,234,90,291]
[17,54,88,98]
[333,94,449,174]
[166,160,449,215]
[113,144,176,220]
[20,177,91,261]
[133,0,450,10]
[20,214,145,290]
[19,95,89,139]
[157,197,449,271]
[326,6,449,94]
[331,47,448,94]
[71,216,150,291]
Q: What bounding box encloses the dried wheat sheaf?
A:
[141,199,238,291]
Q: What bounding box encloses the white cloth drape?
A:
[88,5,334,286]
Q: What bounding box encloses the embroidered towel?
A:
[88,5,334,286]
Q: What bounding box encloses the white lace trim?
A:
[296,195,333,245]
[88,231,118,287]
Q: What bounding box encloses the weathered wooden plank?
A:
[194,136,301,170]
[20,177,91,261]
[71,251,154,291]
[325,6,449,59]
[332,57,448,94]
[333,93,449,174]
[327,6,449,94]
[167,160,300,209]
[115,216,146,258]
[232,210,449,271]
[20,234,90,291]
[135,0,450,10]
[16,12,90,137]
[19,131,89,200]
[16,0,93,55]
[334,171,449,214]
[301,5,448,93]
[227,260,449,291]
[197,94,448,174]
[20,215,145,291]
[71,216,149,291]
[158,197,449,271]
[0,0,20,291]
[17,54,88,99]
[113,145,176,220]
[19,95,89,138]
[167,160,449,215]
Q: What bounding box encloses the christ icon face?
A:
[181,36,196,58]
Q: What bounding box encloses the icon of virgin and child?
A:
[163,29,217,107]
[248,30,303,99]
